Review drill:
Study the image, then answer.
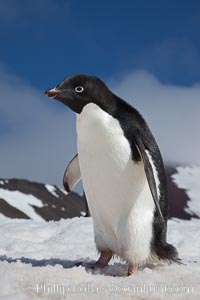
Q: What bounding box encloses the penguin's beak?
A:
[44,88,60,99]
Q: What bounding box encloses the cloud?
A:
[0,64,77,185]
[0,66,200,185]
[110,70,200,166]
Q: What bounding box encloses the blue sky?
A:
[1,0,200,88]
[0,0,200,185]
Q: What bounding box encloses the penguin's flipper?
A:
[135,137,164,221]
[63,154,81,192]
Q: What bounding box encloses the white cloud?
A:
[0,67,199,185]
[0,65,77,185]
[110,70,200,166]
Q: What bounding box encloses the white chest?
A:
[76,104,147,218]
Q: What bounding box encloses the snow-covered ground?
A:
[0,166,199,300]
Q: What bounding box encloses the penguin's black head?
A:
[44,74,116,114]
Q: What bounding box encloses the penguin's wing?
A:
[135,136,164,221]
[63,154,81,192]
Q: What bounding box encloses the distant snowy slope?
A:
[0,189,44,221]
[172,166,200,217]
[0,178,87,220]
[0,215,199,299]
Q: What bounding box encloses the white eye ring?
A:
[75,86,84,93]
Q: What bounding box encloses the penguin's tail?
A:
[154,242,182,265]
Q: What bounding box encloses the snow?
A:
[172,166,200,217]
[0,189,44,222]
[81,211,86,216]
[0,180,5,185]
[0,214,199,300]
[0,166,200,299]
[45,184,59,198]
[58,186,68,195]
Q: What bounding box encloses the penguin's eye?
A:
[75,86,84,93]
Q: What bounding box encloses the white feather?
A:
[145,150,161,199]
[76,103,155,264]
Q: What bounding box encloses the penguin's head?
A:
[44,74,116,114]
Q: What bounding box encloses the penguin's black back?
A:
[112,96,179,263]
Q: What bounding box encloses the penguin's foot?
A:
[86,251,113,269]
[128,263,138,276]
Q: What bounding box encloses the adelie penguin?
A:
[45,74,180,276]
